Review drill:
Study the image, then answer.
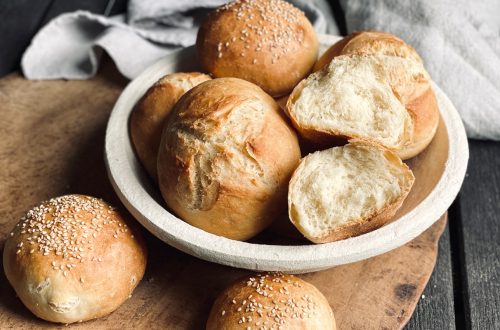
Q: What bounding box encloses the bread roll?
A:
[196,0,318,97]
[313,31,422,72]
[288,142,415,243]
[206,272,336,330]
[289,31,439,159]
[130,72,211,180]
[157,78,300,241]
[3,195,147,323]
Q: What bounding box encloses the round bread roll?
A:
[3,195,147,324]
[157,78,301,241]
[206,272,336,330]
[196,0,318,97]
[288,142,415,243]
[130,72,211,180]
[305,31,439,159]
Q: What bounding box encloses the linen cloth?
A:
[21,0,500,139]
[340,0,500,140]
[21,0,336,80]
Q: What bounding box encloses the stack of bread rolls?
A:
[129,0,438,245]
[3,0,441,326]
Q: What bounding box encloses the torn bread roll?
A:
[288,142,415,243]
[157,78,301,241]
[206,272,336,330]
[288,31,439,159]
[130,72,211,180]
[2,195,147,324]
[196,0,318,97]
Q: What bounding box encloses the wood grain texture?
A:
[459,140,500,329]
[0,67,446,329]
[406,223,456,329]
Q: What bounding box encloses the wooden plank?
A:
[40,0,120,25]
[405,222,456,329]
[459,140,500,329]
[0,0,53,77]
[0,67,446,329]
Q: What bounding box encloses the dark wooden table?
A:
[0,1,498,329]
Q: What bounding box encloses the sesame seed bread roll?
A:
[206,272,336,330]
[130,72,211,181]
[3,195,147,324]
[196,0,318,97]
[288,142,415,244]
[157,78,301,241]
[295,31,439,160]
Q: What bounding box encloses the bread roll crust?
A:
[3,195,147,324]
[130,72,211,180]
[296,31,439,159]
[288,142,415,243]
[196,0,318,97]
[157,78,301,241]
[206,272,336,330]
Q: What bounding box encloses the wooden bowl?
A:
[105,35,468,273]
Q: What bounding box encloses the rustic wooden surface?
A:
[2,1,500,329]
[458,142,500,329]
[0,65,446,329]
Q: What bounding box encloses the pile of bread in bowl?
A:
[132,0,439,244]
[3,0,439,327]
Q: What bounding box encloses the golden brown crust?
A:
[157,78,301,241]
[130,72,211,181]
[206,273,336,330]
[314,31,422,72]
[302,31,439,159]
[196,0,318,97]
[288,142,415,244]
[397,87,440,159]
[2,195,147,324]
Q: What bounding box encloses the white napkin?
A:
[21,0,336,81]
[340,0,500,140]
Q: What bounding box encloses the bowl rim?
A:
[105,34,469,272]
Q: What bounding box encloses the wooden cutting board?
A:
[0,64,446,329]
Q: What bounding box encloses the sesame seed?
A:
[11,195,124,272]
[221,310,226,316]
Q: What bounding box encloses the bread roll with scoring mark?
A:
[196,0,318,97]
[130,72,211,180]
[206,272,336,330]
[157,78,301,241]
[3,195,147,324]
[288,142,415,243]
